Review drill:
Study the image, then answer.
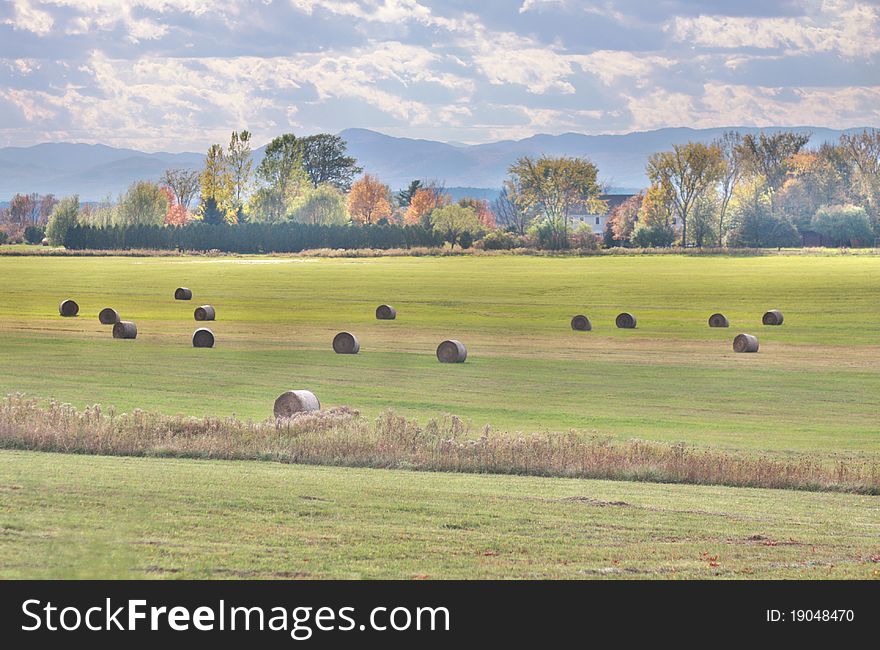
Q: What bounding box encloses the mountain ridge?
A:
[0,126,872,201]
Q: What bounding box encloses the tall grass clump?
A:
[0,394,877,494]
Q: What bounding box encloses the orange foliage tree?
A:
[458,197,495,229]
[404,187,449,225]
[161,186,190,226]
[348,174,393,225]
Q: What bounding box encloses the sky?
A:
[1,0,878,151]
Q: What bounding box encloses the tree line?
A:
[4,127,879,251]
[599,130,880,248]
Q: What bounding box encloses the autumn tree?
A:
[608,192,643,244]
[405,186,449,226]
[840,129,880,227]
[430,204,481,249]
[739,131,811,200]
[199,144,233,224]
[507,156,602,249]
[646,142,723,246]
[8,194,36,226]
[728,176,800,248]
[161,168,200,210]
[458,197,495,229]
[160,186,190,226]
[348,174,393,225]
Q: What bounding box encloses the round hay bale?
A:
[615,312,637,329]
[570,314,592,331]
[332,331,360,354]
[112,321,137,339]
[375,304,397,320]
[194,305,215,321]
[59,299,79,317]
[174,287,192,301]
[733,333,759,353]
[708,313,729,328]
[274,390,321,418]
[192,328,215,348]
[762,310,784,326]
[437,339,467,363]
[98,308,120,325]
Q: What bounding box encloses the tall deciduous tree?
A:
[714,131,744,243]
[348,174,393,225]
[739,131,811,198]
[491,182,531,235]
[45,195,80,246]
[199,144,233,224]
[840,129,880,227]
[255,134,308,222]
[289,185,348,225]
[297,134,362,192]
[161,168,200,210]
[226,130,254,221]
[117,181,168,226]
[508,156,602,249]
[646,142,724,246]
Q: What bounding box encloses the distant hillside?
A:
[0,126,871,202]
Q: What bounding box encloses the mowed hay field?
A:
[1,253,879,580]
[1,450,878,579]
[1,253,879,454]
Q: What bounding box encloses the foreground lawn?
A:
[0,450,877,579]
[0,254,879,455]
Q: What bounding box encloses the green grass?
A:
[1,254,879,455]
[1,450,877,579]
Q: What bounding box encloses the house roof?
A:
[600,194,636,211]
[573,193,636,217]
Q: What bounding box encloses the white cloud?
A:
[3,0,54,35]
[667,0,880,58]
[1,1,879,147]
[573,50,673,86]
[624,82,880,132]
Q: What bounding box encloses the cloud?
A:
[0,0,877,148]
[667,0,880,58]
[3,0,54,35]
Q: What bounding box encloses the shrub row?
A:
[63,222,443,253]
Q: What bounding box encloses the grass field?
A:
[1,252,879,579]
[1,450,878,579]
[1,253,879,455]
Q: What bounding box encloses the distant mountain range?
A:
[0,126,872,202]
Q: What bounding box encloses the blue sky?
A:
[1,0,878,150]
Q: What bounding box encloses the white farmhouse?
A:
[569,194,635,234]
